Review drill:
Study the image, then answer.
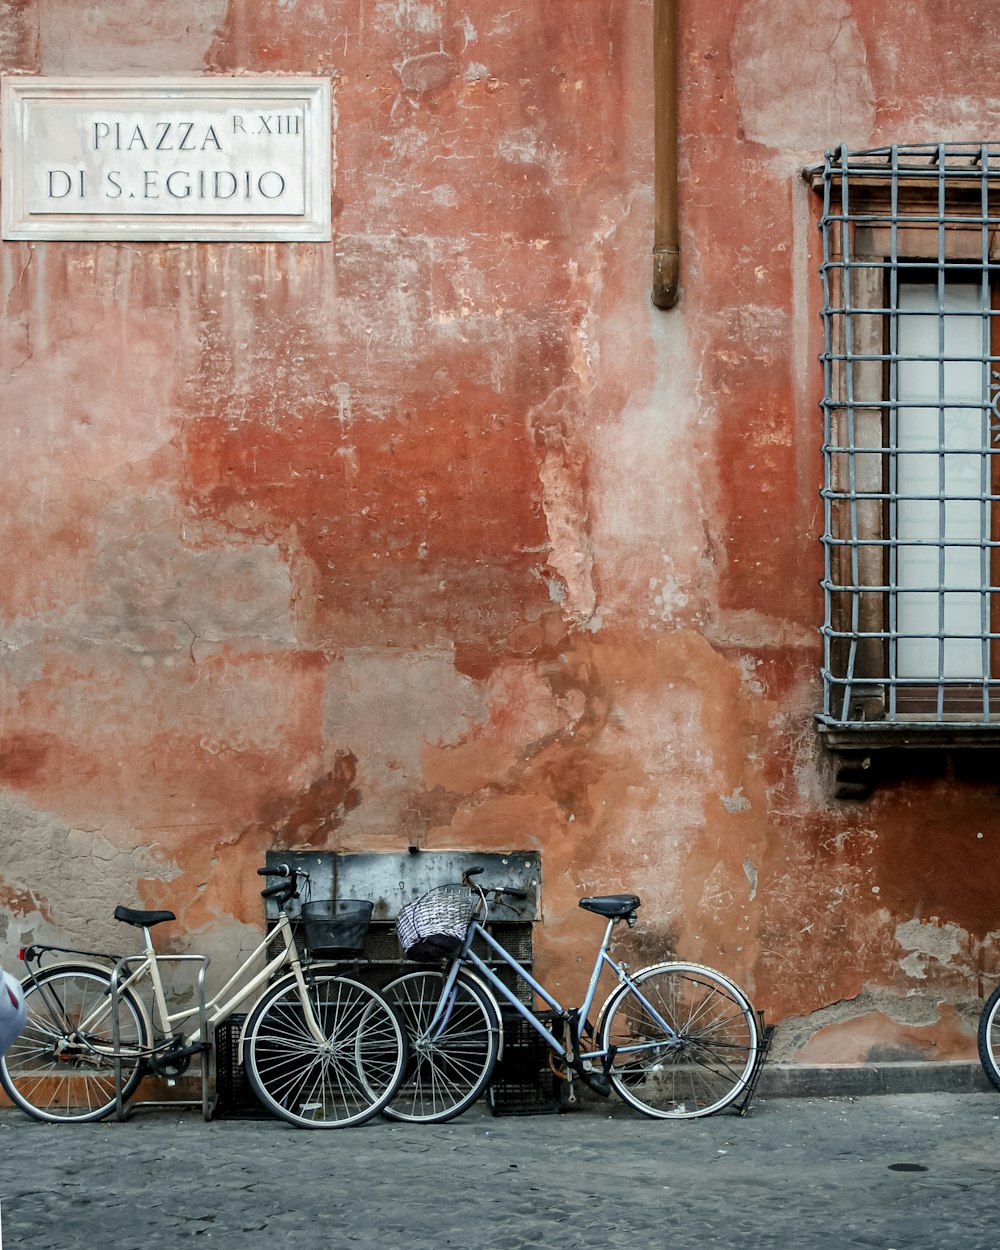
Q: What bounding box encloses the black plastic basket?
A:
[488,1010,564,1116]
[213,1014,269,1119]
[299,899,373,957]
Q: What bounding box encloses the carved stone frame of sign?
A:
[1,76,332,241]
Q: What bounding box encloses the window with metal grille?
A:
[815,143,1000,744]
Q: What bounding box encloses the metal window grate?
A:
[819,143,1000,729]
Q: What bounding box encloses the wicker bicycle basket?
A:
[299,899,373,958]
[396,885,476,962]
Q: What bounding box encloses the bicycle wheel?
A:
[596,962,759,1119]
[977,985,1000,1092]
[382,969,501,1123]
[243,971,406,1129]
[0,964,149,1123]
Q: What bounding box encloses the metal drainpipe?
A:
[651,0,680,309]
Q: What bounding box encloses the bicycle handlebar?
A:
[461,867,529,906]
[261,881,295,900]
[258,863,307,903]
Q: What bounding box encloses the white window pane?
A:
[895,283,987,679]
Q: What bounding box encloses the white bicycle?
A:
[0,864,407,1128]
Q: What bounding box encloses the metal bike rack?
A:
[109,953,212,1122]
[734,1016,775,1117]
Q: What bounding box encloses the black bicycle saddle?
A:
[578,895,641,918]
[113,905,176,928]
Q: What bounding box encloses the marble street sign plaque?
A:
[1,77,332,241]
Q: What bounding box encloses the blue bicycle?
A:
[383,868,763,1122]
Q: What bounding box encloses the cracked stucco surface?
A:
[1,1,1000,1065]
[732,0,876,150]
[0,792,175,954]
[895,918,971,981]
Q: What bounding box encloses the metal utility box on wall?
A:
[263,850,541,1002]
[262,850,540,922]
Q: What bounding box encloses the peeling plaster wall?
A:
[2,0,1000,1064]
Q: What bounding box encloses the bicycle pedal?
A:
[150,1039,208,1079]
[571,1058,611,1097]
[585,1072,611,1097]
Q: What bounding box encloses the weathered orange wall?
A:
[2,0,1000,1065]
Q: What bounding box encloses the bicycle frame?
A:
[127,907,328,1052]
[428,909,678,1071]
[28,904,330,1065]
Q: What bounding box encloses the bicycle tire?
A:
[242,970,407,1129]
[596,961,759,1119]
[382,969,502,1123]
[977,985,1000,1093]
[0,963,150,1123]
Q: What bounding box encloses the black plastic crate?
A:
[488,1010,564,1116]
[471,923,533,964]
[213,1014,270,1119]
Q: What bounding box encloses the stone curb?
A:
[46,1059,993,1118]
[756,1060,994,1099]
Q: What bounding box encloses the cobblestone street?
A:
[1,1093,997,1249]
